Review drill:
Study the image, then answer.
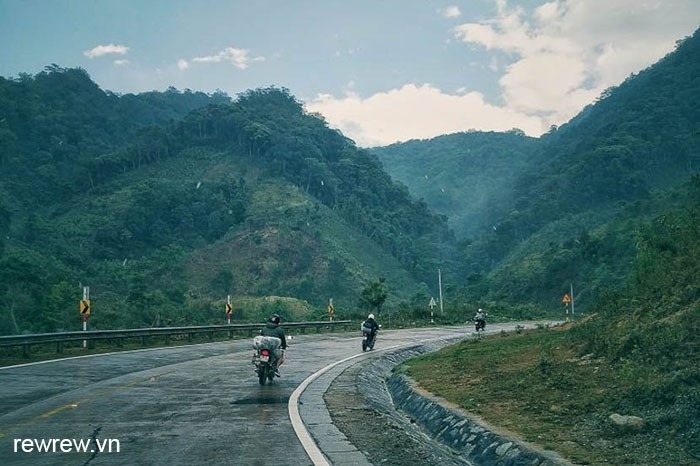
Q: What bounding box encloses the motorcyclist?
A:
[362,313,379,344]
[474,308,487,330]
[260,314,287,375]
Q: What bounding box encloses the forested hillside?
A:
[376,28,700,313]
[0,68,459,334]
[373,131,538,239]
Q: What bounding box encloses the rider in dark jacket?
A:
[260,314,287,372]
[362,313,379,344]
[363,313,379,333]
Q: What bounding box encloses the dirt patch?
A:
[324,362,469,466]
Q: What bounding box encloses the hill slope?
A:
[0,72,459,334]
[376,28,700,312]
[373,131,538,239]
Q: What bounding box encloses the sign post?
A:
[226,295,232,324]
[80,286,90,348]
[429,297,436,324]
[327,299,334,321]
[570,283,575,318]
[562,292,571,321]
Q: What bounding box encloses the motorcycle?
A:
[361,323,378,351]
[252,335,281,385]
[474,317,486,335]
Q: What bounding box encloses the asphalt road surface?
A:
[0,325,477,466]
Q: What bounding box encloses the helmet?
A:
[478,309,483,313]
[270,314,281,324]
[368,313,375,319]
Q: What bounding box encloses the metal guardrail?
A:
[0,320,354,356]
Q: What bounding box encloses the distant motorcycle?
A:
[361,322,378,351]
[252,335,281,385]
[473,314,487,337]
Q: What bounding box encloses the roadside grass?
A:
[402,325,699,466]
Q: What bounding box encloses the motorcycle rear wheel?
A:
[258,366,268,385]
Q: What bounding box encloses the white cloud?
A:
[452,0,700,129]
[177,59,189,70]
[113,59,129,66]
[190,47,264,70]
[440,6,461,18]
[306,0,699,148]
[84,43,129,59]
[307,84,543,147]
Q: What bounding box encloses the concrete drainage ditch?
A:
[347,339,573,466]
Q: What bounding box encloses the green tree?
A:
[358,278,388,314]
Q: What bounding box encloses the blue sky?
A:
[1,0,699,147]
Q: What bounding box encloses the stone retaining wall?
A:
[388,374,571,466]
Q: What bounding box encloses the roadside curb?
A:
[347,330,573,466]
[301,323,569,465]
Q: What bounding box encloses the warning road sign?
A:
[562,293,571,303]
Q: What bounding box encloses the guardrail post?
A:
[141,335,147,346]
[57,341,63,353]
[22,344,29,358]
[165,334,171,345]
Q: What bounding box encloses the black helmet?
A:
[270,314,281,324]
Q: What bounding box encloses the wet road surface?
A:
[0,326,473,465]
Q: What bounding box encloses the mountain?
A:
[0,69,459,334]
[373,130,538,239]
[375,28,700,312]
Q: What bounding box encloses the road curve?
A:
[1,326,475,465]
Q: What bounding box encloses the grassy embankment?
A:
[403,320,699,466]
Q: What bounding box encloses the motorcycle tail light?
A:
[261,349,270,356]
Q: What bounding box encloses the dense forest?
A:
[0,67,459,334]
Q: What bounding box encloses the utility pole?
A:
[438,269,444,315]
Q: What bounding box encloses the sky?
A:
[1,1,699,147]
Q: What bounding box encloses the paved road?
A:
[0,326,475,465]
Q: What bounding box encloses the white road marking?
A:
[288,343,406,465]
[0,340,234,371]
